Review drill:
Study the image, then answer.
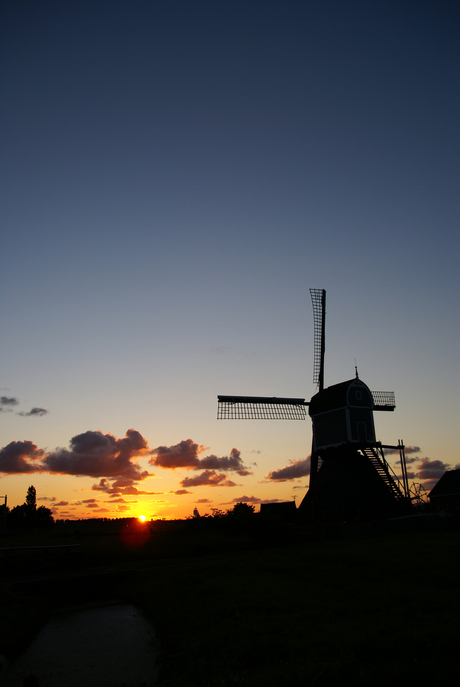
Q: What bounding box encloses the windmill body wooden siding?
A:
[309,378,376,451]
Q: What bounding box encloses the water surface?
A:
[4,603,157,687]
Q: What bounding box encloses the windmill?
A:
[217,289,411,522]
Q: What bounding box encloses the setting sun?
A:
[138,515,146,522]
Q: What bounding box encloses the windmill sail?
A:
[216,287,411,521]
[310,288,326,391]
[217,395,308,420]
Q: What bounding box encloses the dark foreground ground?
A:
[1,515,459,686]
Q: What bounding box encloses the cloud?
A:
[1,429,152,480]
[395,456,419,465]
[226,495,262,504]
[0,396,19,411]
[416,458,448,481]
[18,407,49,417]
[54,501,69,507]
[384,445,421,456]
[85,503,99,508]
[118,486,159,495]
[266,457,311,482]
[82,499,97,504]
[91,478,112,492]
[174,489,191,495]
[196,498,211,503]
[150,440,249,473]
[0,440,45,474]
[91,477,161,496]
[1,397,49,417]
[43,429,152,481]
[396,457,452,492]
[197,448,250,474]
[117,505,131,512]
[38,496,56,502]
[150,439,206,469]
[180,470,238,488]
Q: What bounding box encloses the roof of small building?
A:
[260,501,297,511]
[428,468,460,498]
[309,377,372,415]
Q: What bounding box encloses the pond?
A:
[3,603,158,687]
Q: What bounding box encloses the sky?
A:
[1,0,459,520]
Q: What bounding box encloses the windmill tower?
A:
[217,289,411,522]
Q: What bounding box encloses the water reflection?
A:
[5,603,157,687]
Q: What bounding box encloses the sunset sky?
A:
[1,0,459,520]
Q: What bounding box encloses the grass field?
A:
[1,516,459,686]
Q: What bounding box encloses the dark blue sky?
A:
[1,1,459,518]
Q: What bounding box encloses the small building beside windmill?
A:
[259,501,297,522]
[428,468,460,513]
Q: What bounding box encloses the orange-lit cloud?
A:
[44,429,151,480]
[0,429,152,488]
[150,439,205,469]
[91,477,161,496]
[151,440,249,474]
[266,457,311,481]
[0,440,44,473]
[180,470,238,488]
[415,458,447,479]
[225,495,262,504]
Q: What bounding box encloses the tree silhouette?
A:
[230,502,255,518]
[9,486,53,529]
[26,485,37,511]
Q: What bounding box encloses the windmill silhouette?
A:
[217,289,411,521]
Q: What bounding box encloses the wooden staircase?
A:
[360,445,406,501]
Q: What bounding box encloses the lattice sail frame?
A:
[310,288,326,390]
[217,396,308,420]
